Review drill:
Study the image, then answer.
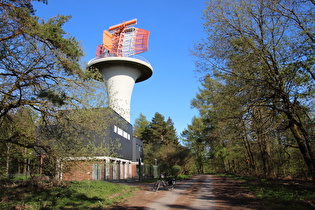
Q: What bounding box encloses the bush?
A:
[171,165,181,177]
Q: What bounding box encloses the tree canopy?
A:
[134,112,192,175]
[140,112,179,145]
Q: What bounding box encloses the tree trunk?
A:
[6,143,10,178]
[23,147,27,176]
[257,133,269,177]
[288,118,315,184]
[242,121,257,174]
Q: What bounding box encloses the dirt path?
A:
[111,174,263,209]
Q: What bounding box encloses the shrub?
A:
[171,165,181,177]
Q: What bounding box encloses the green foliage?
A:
[171,165,181,177]
[133,113,150,139]
[181,116,213,174]
[141,112,179,145]
[0,107,37,178]
[43,108,118,157]
[37,90,68,106]
[0,1,85,117]
[176,174,192,180]
[189,0,315,182]
[0,180,136,209]
[134,113,193,175]
[143,142,191,175]
[0,1,114,179]
[34,108,122,179]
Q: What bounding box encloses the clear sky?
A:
[33,0,206,136]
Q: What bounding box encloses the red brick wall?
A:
[62,161,93,181]
[132,164,137,177]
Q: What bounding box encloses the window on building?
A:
[113,125,131,140]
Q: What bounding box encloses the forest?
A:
[182,0,315,183]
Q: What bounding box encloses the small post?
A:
[138,158,142,181]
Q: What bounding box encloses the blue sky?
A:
[33,0,206,136]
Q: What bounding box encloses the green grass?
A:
[176,174,192,180]
[220,174,315,209]
[12,174,31,181]
[0,180,137,209]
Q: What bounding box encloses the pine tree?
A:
[133,113,149,139]
[134,112,191,174]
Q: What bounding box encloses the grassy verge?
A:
[0,180,137,209]
[221,174,315,209]
[176,174,192,180]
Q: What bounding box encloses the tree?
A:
[1,0,85,139]
[133,113,149,139]
[166,117,179,145]
[142,112,179,145]
[148,112,168,144]
[134,112,191,174]
[0,107,36,178]
[0,1,110,179]
[182,116,209,174]
[192,0,315,182]
[38,108,122,177]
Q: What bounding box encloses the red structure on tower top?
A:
[96,19,150,58]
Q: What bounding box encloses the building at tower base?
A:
[60,108,144,181]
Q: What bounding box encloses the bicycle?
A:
[152,178,176,191]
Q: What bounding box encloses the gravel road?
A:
[112,174,263,209]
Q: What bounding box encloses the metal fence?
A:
[138,164,159,181]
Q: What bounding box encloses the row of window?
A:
[114,125,131,140]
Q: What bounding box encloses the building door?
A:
[92,163,102,180]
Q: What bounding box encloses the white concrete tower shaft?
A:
[88,57,153,122]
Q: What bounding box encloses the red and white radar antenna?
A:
[96,19,150,58]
